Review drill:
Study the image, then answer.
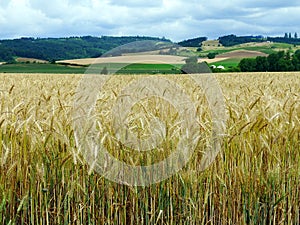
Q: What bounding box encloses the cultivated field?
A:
[0,72,299,224]
[58,54,187,66]
[202,50,268,64]
[216,50,268,58]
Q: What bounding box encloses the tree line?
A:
[219,34,300,47]
[218,34,265,47]
[239,50,300,72]
[178,37,207,47]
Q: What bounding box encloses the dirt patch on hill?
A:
[217,50,267,58]
[16,57,49,63]
[200,57,229,63]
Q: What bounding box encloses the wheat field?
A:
[0,72,299,224]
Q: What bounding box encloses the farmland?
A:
[0,72,299,224]
[198,41,300,69]
[0,63,87,74]
[0,62,182,74]
[57,54,186,65]
[1,39,300,73]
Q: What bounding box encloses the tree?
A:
[255,56,269,71]
[178,37,207,47]
[267,52,280,71]
[295,32,298,39]
[184,56,198,64]
[292,50,300,70]
[284,33,288,39]
[277,58,294,71]
[239,58,257,72]
[100,66,108,74]
[0,45,14,62]
[289,33,292,39]
[168,48,177,55]
[286,51,291,60]
[181,56,211,73]
[239,50,299,72]
[207,52,217,59]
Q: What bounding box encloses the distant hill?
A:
[219,34,300,47]
[177,37,207,47]
[0,36,171,62]
[218,35,265,46]
[2,34,300,64]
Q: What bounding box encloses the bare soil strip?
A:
[16,57,49,63]
[217,50,267,58]
[200,57,229,63]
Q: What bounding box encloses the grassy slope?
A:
[197,41,300,69]
[199,41,299,55]
[209,58,241,68]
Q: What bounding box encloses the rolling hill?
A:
[2,34,300,73]
[0,36,171,62]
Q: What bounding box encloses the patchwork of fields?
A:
[0,72,299,224]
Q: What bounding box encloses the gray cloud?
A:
[238,0,300,9]
[0,0,299,41]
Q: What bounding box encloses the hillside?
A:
[0,36,171,62]
[2,34,300,63]
[2,34,300,73]
[194,39,300,71]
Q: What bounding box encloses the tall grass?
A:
[0,72,299,224]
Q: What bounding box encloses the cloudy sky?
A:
[0,0,300,41]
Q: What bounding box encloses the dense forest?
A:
[218,35,265,46]
[177,37,207,47]
[267,36,300,45]
[0,36,170,62]
[239,50,300,72]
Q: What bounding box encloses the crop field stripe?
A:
[0,63,86,74]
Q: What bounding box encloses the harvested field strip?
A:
[217,50,268,58]
[58,54,187,66]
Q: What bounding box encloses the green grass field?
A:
[0,63,86,74]
[209,58,241,69]
[117,63,182,74]
[0,63,183,74]
[83,63,183,74]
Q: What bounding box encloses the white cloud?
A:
[0,0,299,41]
[109,0,162,8]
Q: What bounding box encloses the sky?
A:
[0,0,300,41]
